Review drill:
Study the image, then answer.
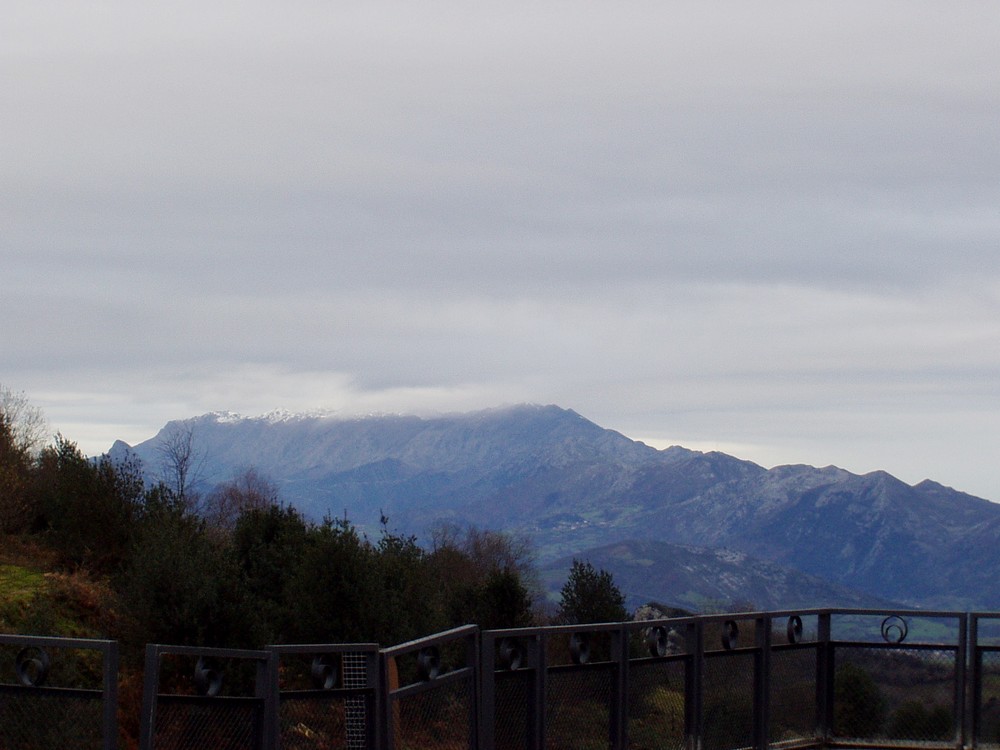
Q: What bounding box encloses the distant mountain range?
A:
[112,404,1000,611]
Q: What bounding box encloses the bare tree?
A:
[203,467,280,532]
[0,384,49,455]
[429,521,542,600]
[155,422,206,506]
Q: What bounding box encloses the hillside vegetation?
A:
[1,393,553,652]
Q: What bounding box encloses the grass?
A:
[0,535,112,637]
[0,562,49,630]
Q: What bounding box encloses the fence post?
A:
[378,651,396,750]
[468,629,480,750]
[970,615,980,750]
[139,644,159,750]
[532,632,547,750]
[815,612,833,745]
[255,650,279,750]
[611,624,628,750]
[685,620,703,750]
[755,615,771,750]
[955,612,968,750]
[480,632,496,750]
[103,640,120,750]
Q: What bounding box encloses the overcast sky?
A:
[3,2,999,500]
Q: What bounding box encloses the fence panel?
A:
[971,613,1000,750]
[482,622,630,750]
[0,634,118,750]
[1,607,989,749]
[139,644,277,750]
[827,610,965,749]
[270,643,380,750]
[624,620,689,750]
[381,624,479,750]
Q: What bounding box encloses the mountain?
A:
[116,404,1000,610]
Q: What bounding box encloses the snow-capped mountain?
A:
[115,404,1000,610]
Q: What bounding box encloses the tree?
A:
[116,498,256,650]
[30,436,144,573]
[155,422,205,507]
[231,503,310,643]
[203,467,279,532]
[0,387,47,533]
[369,523,442,643]
[472,566,534,629]
[835,663,887,738]
[556,559,628,625]
[428,524,538,629]
[0,385,48,456]
[284,517,378,644]
[0,410,32,533]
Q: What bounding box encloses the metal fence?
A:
[270,642,380,750]
[482,608,971,750]
[0,633,118,750]
[8,609,1000,750]
[379,624,480,750]
[139,644,278,750]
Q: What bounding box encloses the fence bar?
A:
[533,630,547,750]
[756,614,771,750]
[139,643,277,750]
[687,619,703,750]
[957,613,968,750]
[611,624,627,750]
[816,611,834,745]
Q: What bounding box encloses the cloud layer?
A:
[3,1,999,498]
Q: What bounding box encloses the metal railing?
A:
[0,633,119,750]
[482,608,970,750]
[7,608,1000,750]
[379,624,480,750]
[139,644,278,749]
[270,642,380,750]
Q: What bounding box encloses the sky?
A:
[3,2,999,500]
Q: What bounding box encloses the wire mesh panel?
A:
[970,614,1000,749]
[832,641,959,743]
[397,672,473,750]
[702,651,756,750]
[627,658,685,750]
[492,668,531,750]
[0,634,118,750]
[768,646,817,747]
[827,611,963,748]
[763,612,820,748]
[976,649,1000,747]
[152,696,261,749]
[0,686,105,749]
[140,645,277,750]
[546,663,615,750]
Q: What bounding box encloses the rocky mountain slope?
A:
[116,404,1000,610]
[539,539,900,612]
